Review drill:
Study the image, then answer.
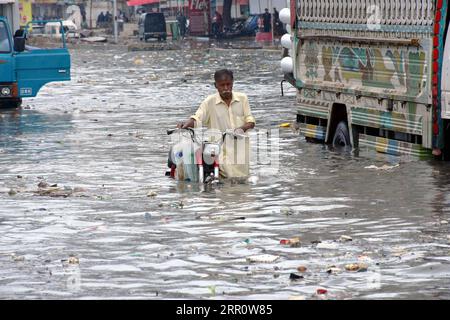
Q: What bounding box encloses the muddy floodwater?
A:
[1,40,450,300]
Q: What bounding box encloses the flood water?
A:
[1,40,450,299]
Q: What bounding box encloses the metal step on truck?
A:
[280,0,450,159]
[0,0,70,108]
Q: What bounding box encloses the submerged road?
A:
[0,40,449,299]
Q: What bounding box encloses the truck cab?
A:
[0,16,71,108]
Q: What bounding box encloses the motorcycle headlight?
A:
[1,87,11,96]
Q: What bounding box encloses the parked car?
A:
[138,13,166,42]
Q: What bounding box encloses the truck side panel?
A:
[293,0,445,155]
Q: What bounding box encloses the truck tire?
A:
[0,98,22,109]
[332,121,351,148]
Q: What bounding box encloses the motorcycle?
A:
[166,128,245,184]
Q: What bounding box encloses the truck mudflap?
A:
[358,134,432,159]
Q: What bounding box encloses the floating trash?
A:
[316,288,328,295]
[147,191,158,197]
[339,235,353,242]
[316,242,338,249]
[326,266,342,274]
[280,237,301,247]
[68,256,80,265]
[345,263,368,272]
[297,266,307,272]
[11,254,25,262]
[280,207,294,215]
[289,273,304,280]
[246,254,280,263]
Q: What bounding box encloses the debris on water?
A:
[246,254,280,263]
[339,235,353,242]
[345,263,368,272]
[280,207,294,215]
[316,288,328,295]
[311,240,322,245]
[35,186,72,198]
[37,181,49,188]
[16,175,22,179]
[297,266,307,272]
[144,212,151,220]
[326,266,342,274]
[147,191,158,197]
[280,122,291,128]
[364,164,399,171]
[8,189,17,196]
[244,238,251,244]
[289,273,304,280]
[316,241,338,249]
[392,247,408,257]
[11,254,25,262]
[133,58,144,65]
[280,237,301,247]
[208,285,216,296]
[170,200,184,209]
[440,220,448,225]
[67,256,80,265]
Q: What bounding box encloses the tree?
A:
[223,0,232,29]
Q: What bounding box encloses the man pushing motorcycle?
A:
[177,69,256,179]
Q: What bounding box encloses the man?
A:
[177,11,187,38]
[273,7,283,36]
[97,12,105,28]
[212,10,223,35]
[262,8,271,32]
[177,69,255,178]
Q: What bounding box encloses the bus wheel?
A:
[332,121,351,148]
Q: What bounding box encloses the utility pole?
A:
[113,0,118,43]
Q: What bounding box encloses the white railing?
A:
[297,0,435,26]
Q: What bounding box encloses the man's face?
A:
[215,77,233,100]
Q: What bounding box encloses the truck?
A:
[0,0,70,108]
[281,0,450,159]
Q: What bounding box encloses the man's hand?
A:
[237,122,255,133]
[177,118,195,129]
[234,128,245,136]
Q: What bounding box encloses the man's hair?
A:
[214,69,234,82]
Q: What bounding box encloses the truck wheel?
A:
[332,121,351,148]
[0,98,22,109]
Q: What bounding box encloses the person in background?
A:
[262,8,271,32]
[177,11,187,39]
[97,12,105,28]
[212,10,223,36]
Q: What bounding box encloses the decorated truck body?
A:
[281,0,450,158]
[1,1,70,108]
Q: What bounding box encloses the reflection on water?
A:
[0,41,449,299]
